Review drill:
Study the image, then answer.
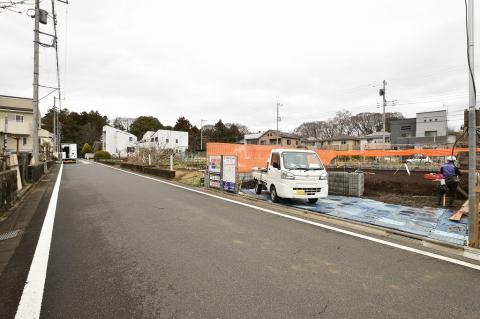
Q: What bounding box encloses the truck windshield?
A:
[282,152,324,170]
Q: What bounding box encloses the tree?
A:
[189,126,200,151]
[41,108,109,151]
[173,117,192,132]
[293,111,404,139]
[81,143,92,155]
[113,117,126,131]
[129,116,163,139]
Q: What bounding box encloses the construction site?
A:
[203,142,480,247]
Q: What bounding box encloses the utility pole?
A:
[200,119,207,151]
[53,96,56,154]
[51,0,62,157]
[31,0,40,164]
[276,102,282,146]
[379,80,387,146]
[467,0,479,248]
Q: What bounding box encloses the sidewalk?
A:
[241,189,468,246]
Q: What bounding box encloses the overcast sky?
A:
[1,0,478,132]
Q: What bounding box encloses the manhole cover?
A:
[0,229,22,241]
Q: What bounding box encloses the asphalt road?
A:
[31,162,480,318]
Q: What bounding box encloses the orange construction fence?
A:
[206,143,474,173]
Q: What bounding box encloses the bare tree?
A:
[294,111,404,139]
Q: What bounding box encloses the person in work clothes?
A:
[437,156,461,207]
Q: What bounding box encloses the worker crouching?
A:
[436,156,461,208]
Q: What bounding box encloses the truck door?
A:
[268,152,282,187]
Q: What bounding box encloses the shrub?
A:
[94,150,112,160]
[81,143,92,155]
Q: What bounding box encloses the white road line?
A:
[96,162,480,271]
[15,164,63,319]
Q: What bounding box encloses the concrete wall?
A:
[102,125,137,157]
[416,110,447,138]
[390,118,416,145]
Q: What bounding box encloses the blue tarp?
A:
[241,189,468,246]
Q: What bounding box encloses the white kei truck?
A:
[61,143,77,163]
[252,149,328,203]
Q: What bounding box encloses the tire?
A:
[270,185,280,203]
[308,198,318,204]
[255,183,263,194]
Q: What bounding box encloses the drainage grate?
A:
[0,229,22,241]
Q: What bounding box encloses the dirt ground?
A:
[329,168,466,209]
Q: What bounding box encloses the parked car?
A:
[252,149,328,203]
[406,154,432,165]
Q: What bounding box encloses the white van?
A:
[252,149,328,203]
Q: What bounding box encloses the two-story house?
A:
[257,130,302,147]
[0,95,36,153]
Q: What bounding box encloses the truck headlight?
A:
[281,171,295,180]
[319,173,328,180]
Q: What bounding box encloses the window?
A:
[401,125,411,130]
[15,115,23,122]
[425,131,437,137]
[295,141,299,145]
[424,120,427,122]
[287,139,291,145]
[260,140,266,145]
[271,153,280,169]
[150,138,154,142]
[155,137,158,142]
[175,139,178,143]
[129,137,133,142]
[434,119,438,122]
[22,137,27,145]
[429,119,432,122]
[283,152,324,170]
[341,140,347,144]
[166,138,169,143]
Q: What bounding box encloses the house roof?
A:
[362,131,391,138]
[260,130,301,140]
[244,132,263,140]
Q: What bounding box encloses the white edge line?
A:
[95,162,480,271]
[15,164,64,319]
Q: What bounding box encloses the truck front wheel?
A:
[255,182,263,195]
[270,185,281,203]
[308,198,318,204]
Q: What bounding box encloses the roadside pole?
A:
[381,80,387,148]
[467,0,479,248]
[32,0,40,164]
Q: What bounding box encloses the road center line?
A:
[96,162,480,271]
[15,164,63,319]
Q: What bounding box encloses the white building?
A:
[416,110,447,138]
[139,129,188,153]
[102,125,137,157]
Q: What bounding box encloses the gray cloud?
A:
[0,0,477,132]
